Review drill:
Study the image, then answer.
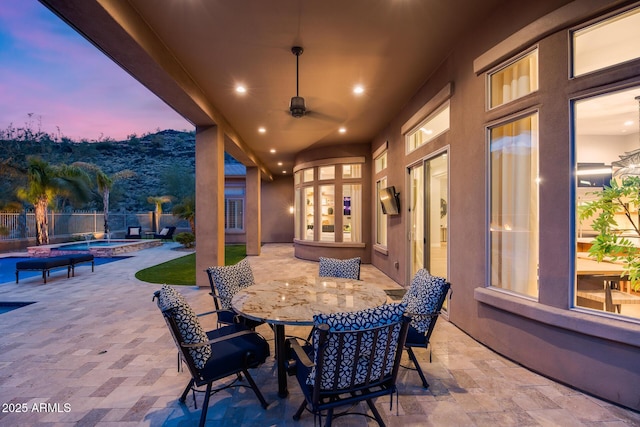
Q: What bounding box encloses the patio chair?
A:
[206,258,265,329]
[153,285,269,427]
[287,303,410,427]
[401,269,451,389]
[154,226,176,240]
[125,226,142,239]
[318,256,361,280]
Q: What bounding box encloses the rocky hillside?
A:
[0,130,220,212]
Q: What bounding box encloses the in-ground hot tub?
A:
[28,239,163,257]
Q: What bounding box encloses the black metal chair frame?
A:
[154,292,269,427]
[403,282,451,389]
[205,267,265,329]
[288,316,410,427]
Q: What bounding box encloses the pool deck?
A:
[0,243,639,426]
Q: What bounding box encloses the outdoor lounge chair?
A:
[125,226,142,239]
[318,256,361,280]
[153,226,176,240]
[287,303,410,427]
[401,269,451,389]
[153,285,269,427]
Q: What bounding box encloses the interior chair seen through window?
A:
[153,285,269,427]
[401,269,451,389]
[287,303,410,427]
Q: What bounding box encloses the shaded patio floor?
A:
[0,243,638,426]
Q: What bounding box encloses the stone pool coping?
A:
[27,239,163,257]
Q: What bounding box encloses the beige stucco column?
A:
[195,125,225,287]
[245,166,261,256]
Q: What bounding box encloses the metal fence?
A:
[0,210,189,241]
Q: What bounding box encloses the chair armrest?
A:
[287,337,314,369]
[208,292,233,305]
[182,330,257,349]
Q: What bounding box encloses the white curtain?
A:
[490,114,539,297]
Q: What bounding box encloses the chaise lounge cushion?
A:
[16,256,70,270]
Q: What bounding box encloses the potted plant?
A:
[579,175,640,291]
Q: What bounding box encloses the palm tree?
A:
[72,162,135,235]
[172,196,195,234]
[16,157,91,245]
[147,195,173,232]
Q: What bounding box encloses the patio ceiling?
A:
[40,0,508,178]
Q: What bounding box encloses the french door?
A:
[408,151,449,282]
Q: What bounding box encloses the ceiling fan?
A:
[289,46,306,118]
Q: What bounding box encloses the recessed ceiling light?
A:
[277,162,283,166]
[339,127,346,134]
[624,120,634,126]
[353,85,364,95]
[270,149,276,153]
[282,170,287,174]
[258,127,266,133]
[235,85,247,94]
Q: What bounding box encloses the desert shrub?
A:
[175,232,195,248]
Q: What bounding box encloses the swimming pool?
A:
[28,239,162,257]
[0,256,128,284]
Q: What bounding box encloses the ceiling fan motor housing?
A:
[290,96,306,118]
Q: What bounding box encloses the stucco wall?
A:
[370,0,640,410]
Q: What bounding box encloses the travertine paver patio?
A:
[0,243,638,426]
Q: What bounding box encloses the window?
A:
[407,101,450,152]
[303,187,314,240]
[225,199,244,231]
[488,49,538,109]
[574,86,640,320]
[374,152,387,173]
[319,166,335,180]
[342,164,361,179]
[489,112,539,298]
[294,160,364,244]
[342,184,361,242]
[303,168,314,182]
[320,185,335,241]
[375,177,388,247]
[572,6,640,77]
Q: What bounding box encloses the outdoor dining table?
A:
[231,275,389,397]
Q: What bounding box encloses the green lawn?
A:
[135,244,247,285]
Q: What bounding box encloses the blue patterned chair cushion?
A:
[207,258,255,310]
[402,269,448,333]
[156,285,212,369]
[318,257,361,280]
[310,303,406,388]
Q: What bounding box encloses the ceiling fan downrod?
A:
[290,46,306,118]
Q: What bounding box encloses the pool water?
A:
[0,256,129,284]
[0,301,35,314]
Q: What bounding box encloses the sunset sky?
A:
[0,1,193,142]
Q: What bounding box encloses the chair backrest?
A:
[153,285,211,376]
[310,303,409,392]
[318,256,361,280]
[206,258,255,310]
[402,269,450,335]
